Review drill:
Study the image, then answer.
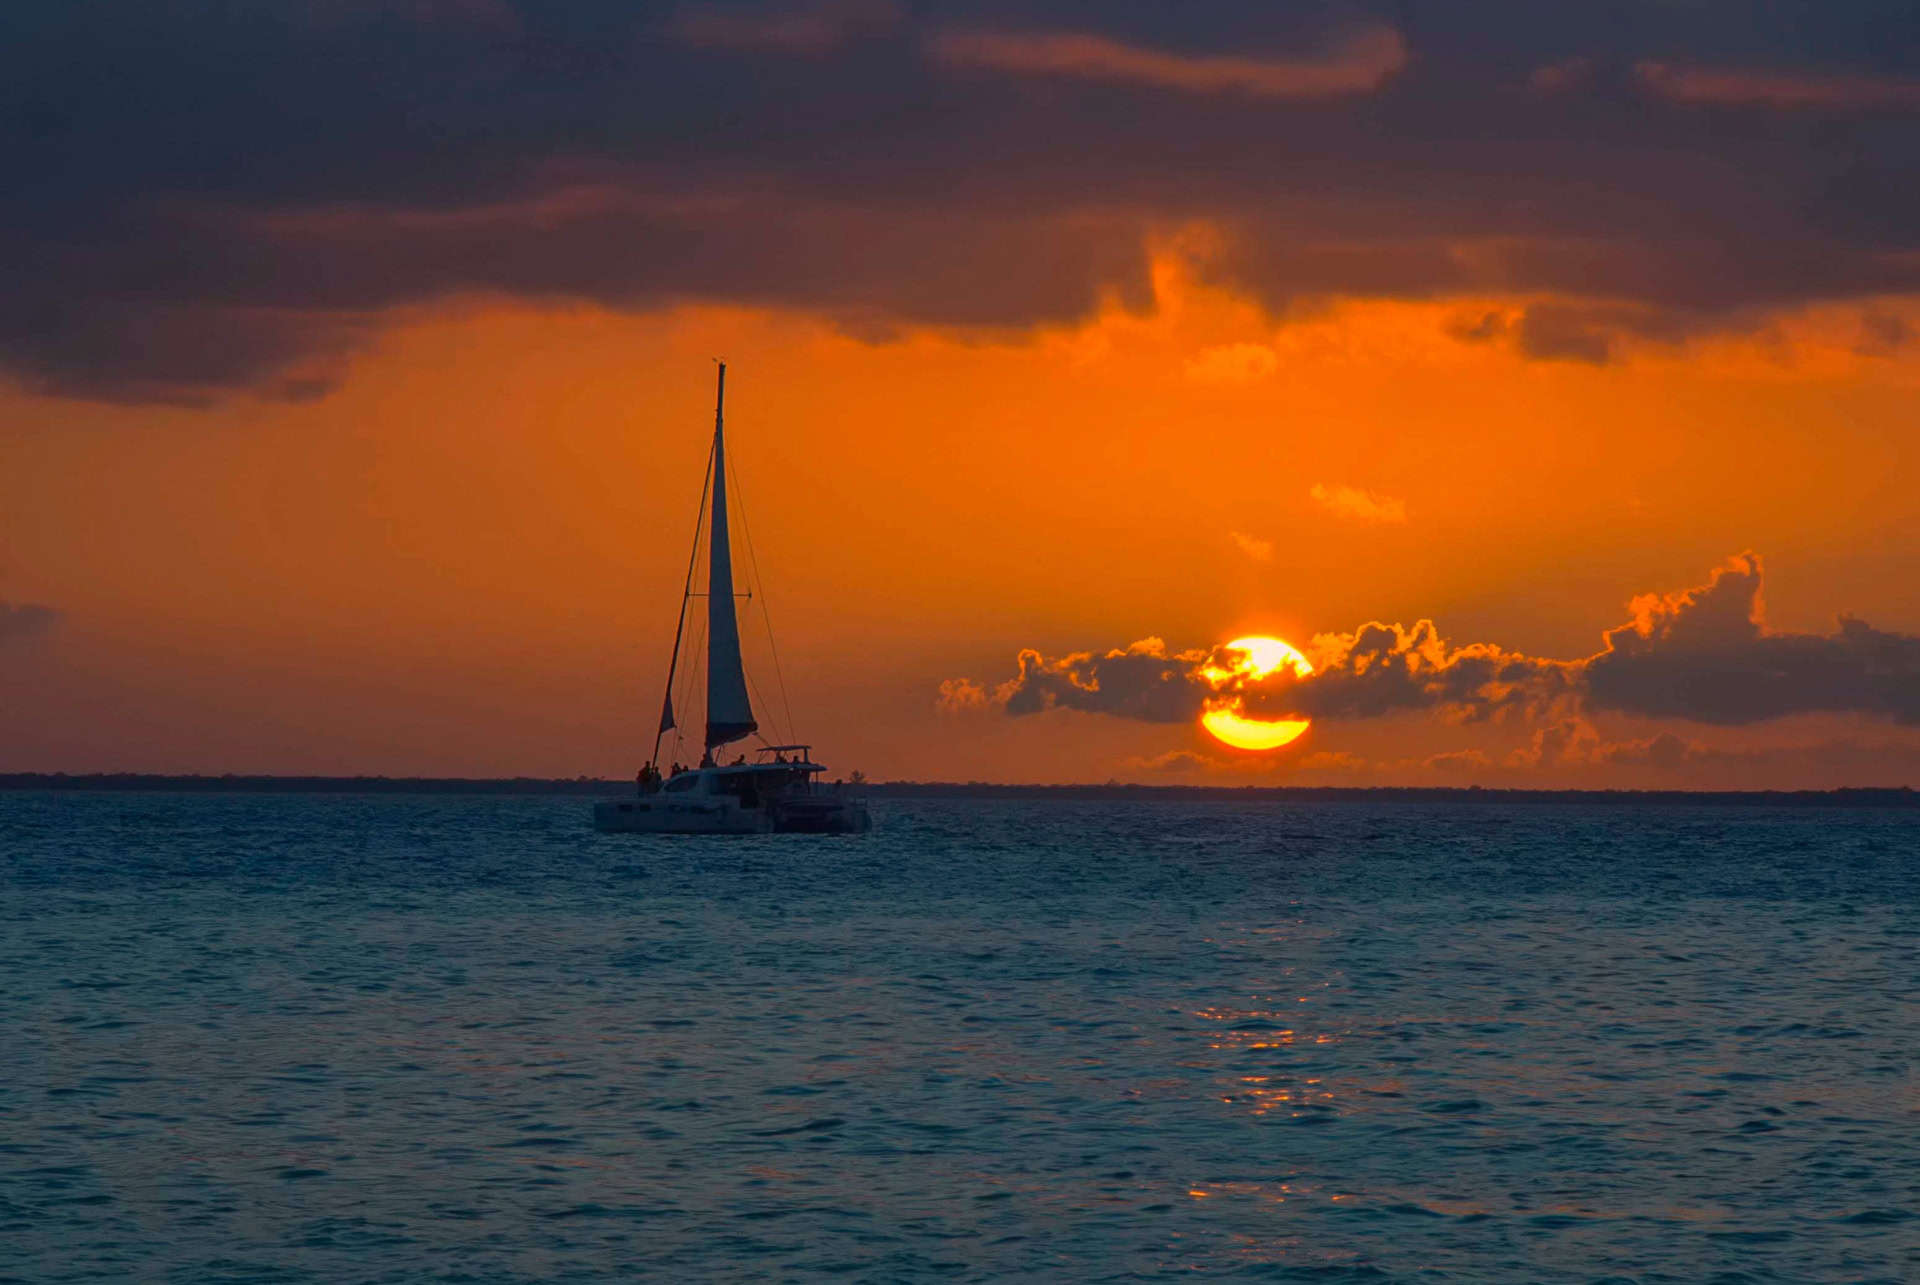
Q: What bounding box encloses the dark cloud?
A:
[1585,554,1920,724]
[1450,299,1776,366]
[1446,309,1508,344]
[958,553,1920,731]
[2,192,1148,400]
[4,2,1919,400]
[1857,309,1910,356]
[0,602,60,643]
[676,0,905,54]
[1235,621,1577,723]
[991,638,1216,724]
[1514,305,1617,364]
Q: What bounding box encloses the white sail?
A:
[705,368,756,749]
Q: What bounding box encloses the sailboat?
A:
[593,365,871,836]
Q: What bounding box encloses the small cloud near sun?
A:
[1184,342,1278,384]
[935,676,995,714]
[1309,482,1407,524]
[1230,531,1274,561]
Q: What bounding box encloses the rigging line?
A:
[668,493,712,769]
[728,441,798,749]
[742,665,775,748]
[672,608,708,767]
[651,430,717,769]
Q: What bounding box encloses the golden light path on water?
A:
[1200,635,1314,751]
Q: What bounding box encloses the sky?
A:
[4,0,1920,787]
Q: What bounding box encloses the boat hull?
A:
[592,794,870,835]
[770,795,872,834]
[593,797,770,834]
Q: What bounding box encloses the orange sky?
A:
[7,253,1919,786]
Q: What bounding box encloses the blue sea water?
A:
[1,791,1917,1283]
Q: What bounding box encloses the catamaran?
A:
[593,365,871,835]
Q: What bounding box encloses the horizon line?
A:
[2,772,1915,807]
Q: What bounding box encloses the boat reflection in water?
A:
[594,366,871,836]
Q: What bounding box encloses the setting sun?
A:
[1200,635,1314,751]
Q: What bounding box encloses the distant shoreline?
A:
[1,773,1915,807]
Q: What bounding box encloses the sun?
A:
[1200,635,1313,751]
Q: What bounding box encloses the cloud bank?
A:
[5,2,1920,401]
[949,554,1920,731]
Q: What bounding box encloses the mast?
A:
[704,363,757,751]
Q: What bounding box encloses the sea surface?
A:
[2,791,1917,1283]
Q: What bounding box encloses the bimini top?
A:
[732,744,823,774]
[662,757,823,790]
[702,759,824,777]
[661,746,825,780]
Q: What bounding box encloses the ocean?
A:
[2,790,1916,1282]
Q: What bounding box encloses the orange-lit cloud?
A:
[931,25,1407,98]
[1185,342,1278,384]
[1123,749,1226,774]
[1528,58,1594,94]
[1636,60,1920,111]
[1308,483,1407,524]
[936,677,994,713]
[1230,532,1274,562]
